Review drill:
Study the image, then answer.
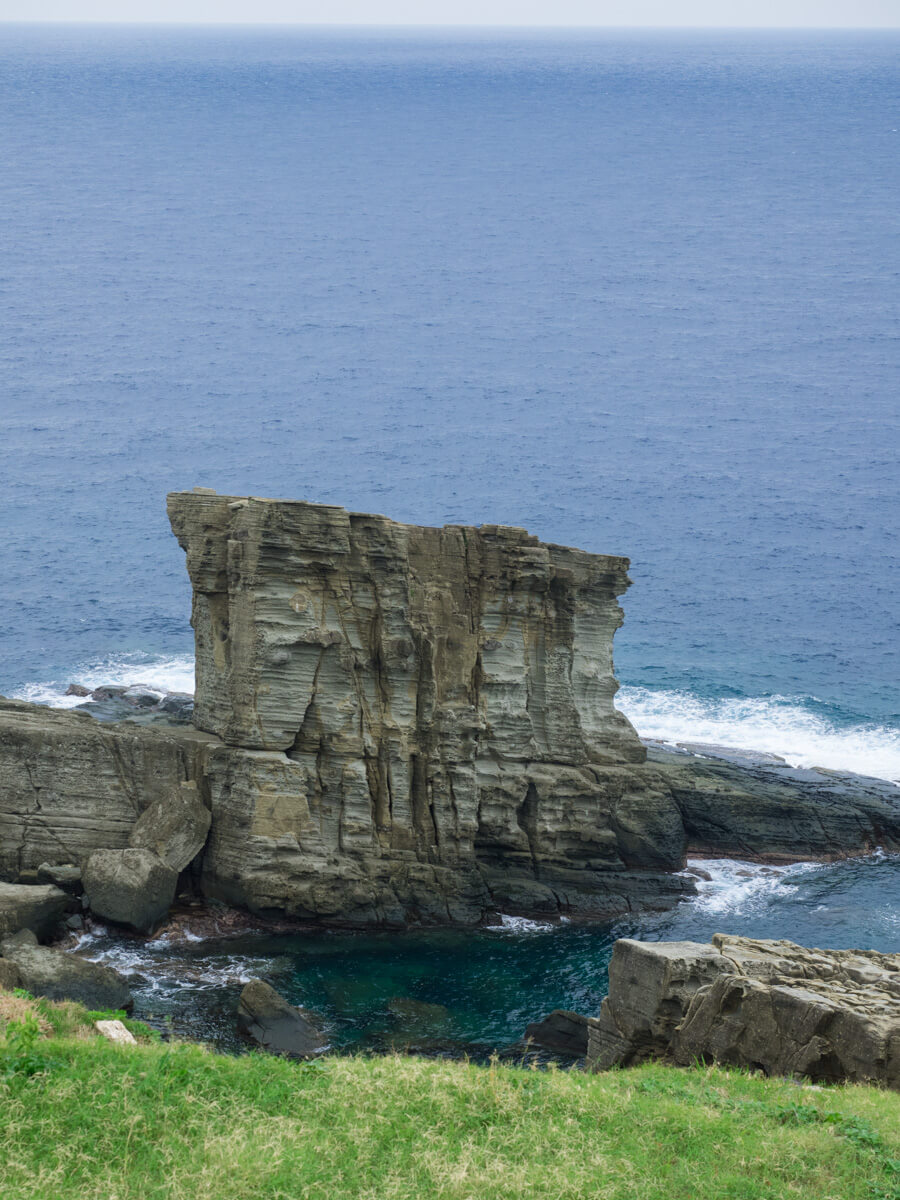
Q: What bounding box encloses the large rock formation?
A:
[2,491,899,930]
[167,490,690,923]
[586,936,900,1089]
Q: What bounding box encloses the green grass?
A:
[0,1000,898,1200]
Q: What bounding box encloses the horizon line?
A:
[3,19,900,31]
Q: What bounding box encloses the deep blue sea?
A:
[2,26,899,1045]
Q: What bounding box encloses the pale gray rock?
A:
[0,882,68,940]
[587,935,900,1089]
[82,847,178,933]
[2,942,133,1011]
[128,781,211,872]
[37,863,83,892]
[237,978,325,1057]
[0,959,23,990]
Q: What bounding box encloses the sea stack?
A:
[167,490,689,924]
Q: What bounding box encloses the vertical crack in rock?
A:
[166,490,691,924]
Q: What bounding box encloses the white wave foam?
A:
[12,653,195,709]
[617,686,900,785]
[682,857,817,916]
[487,914,555,934]
[76,938,266,991]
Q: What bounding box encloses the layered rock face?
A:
[0,698,207,880]
[167,491,689,924]
[587,936,900,1088]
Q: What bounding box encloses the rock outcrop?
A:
[2,492,899,931]
[237,979,325,1057]
[1,940,133,1011]
[82,848,178,934]
[0,882,69,940]
[587,936,900,1089]
[167,490,690,923]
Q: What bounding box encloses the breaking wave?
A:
[617,686,900,785]
[11,653,195,709]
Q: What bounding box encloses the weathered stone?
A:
[588,939,726,1069]
[128,781,211,872]
[82,848,178,933]
[0,697,206,878]
[2,942,133,1011]
[648,743,900,860]
[65,684,91,698]
[0,882,68,940]
[587,935,900,1089]
[1,929,39,953]
[95,1019,136,1044]
[0,959,23,989]
[168,491,690,923]
[37,863,83,892]
[237,978,325,1057]
[524,1009,592,1057]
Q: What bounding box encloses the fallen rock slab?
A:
[237,978,325,1058]
[2,943,133,1011]
[587,935,900,1089]
[95,1019,136,1044]
[524,1009,592,1057]
[129,781,211,872]
[0,882,68,940]
[83,847,177,933]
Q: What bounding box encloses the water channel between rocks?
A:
[73,854,900,1059]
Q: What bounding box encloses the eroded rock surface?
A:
[587,935,900,1088]
[167,490,691,923]
[1,942,133,1011]
[82,847,178,933]
[128,781,211,872]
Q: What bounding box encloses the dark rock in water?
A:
[587,935,900,1089]
[65,914,84,932]
[524,1009,590,1057]
[158,693,194,720]
[2,943,133,1011]
[387,996,450,1036]
[0,882,69,940]
[37,862,83,893]
[65,684,91,698]
[90,685,128,702]
[122,685,166,708]
[128,781,211,872]
[647,743,900,861]
[83,847,178,933]
[237,979,325,1058]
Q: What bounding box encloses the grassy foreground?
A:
[1,995,899,1200]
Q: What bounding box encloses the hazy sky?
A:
[3,0,899,27]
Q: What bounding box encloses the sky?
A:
[2,0,899,27]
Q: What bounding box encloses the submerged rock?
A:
[0,882,68,940]
[587,935,900,1089]
[1,942,133,1011]
[82,848,178,933]
[237,979,325,1058]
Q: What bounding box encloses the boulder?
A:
[1,929,39,953]
[128,781,211,872]
[0,959,23,989]
[82,848,177,933]
[2,943,133,1011]
[524,1009,592,1057]
[587,935,900,1089]
[0,882,69,940]
[65,684,91,698]
[237,979,325,1058]
[37,863,83,893]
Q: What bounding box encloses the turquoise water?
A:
[80,855,900,1054]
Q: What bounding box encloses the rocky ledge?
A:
[574,936,900,1088]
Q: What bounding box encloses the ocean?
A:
[2,24,898,1048]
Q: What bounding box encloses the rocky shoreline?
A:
[2,490,899,1084]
